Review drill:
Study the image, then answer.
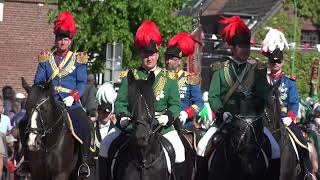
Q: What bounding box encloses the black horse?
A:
[110,70,170,180]
[208,96,271,180]
[264,82,314,180]
[22,79,78,180]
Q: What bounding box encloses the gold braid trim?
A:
[223,61,234,87]
[178,76,187,88]
[153,71,167,98]
[59,55,76,77]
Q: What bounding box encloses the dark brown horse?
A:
[22,79,78,180]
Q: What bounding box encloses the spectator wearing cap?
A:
[0,97,12,135]
[11,93,26,127]
[81,74,98,118]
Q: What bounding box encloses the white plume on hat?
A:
[96,82,117,112]
[261,27,289,53]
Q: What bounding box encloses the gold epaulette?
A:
[211,60,229,71]
[166,70,177,80]
[76,52,88,64]
[289,75,297,81]
[187,73,201,85]
[38,51,52,63]
[119,69,129,78]
[119,69,138,79]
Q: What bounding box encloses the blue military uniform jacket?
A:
[176,70,203,118]
[268,72,299,119]
[34,51,88,109]
[269,71,307,148]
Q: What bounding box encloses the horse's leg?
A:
[279,130,299,180]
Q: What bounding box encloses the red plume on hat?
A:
[167,32,195,57]
[135,20,162,49]
[54,11,76,39]
[219,16,250,45]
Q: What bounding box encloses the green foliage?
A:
[286,0,320,26]
[48,0,193,73]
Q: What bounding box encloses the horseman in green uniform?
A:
[100,20,186,177]
[196,16,272,178]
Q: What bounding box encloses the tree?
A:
[49,0,193,73]
[286,0,320,26]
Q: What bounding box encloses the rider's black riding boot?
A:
[99,156,112,180]
[18,117,30,175]
[173,162,185,180]
[196,156,208,180]
[78,145,91,178]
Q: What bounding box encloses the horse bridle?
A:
[131,94,161,135]
[27,97,66,151]
[233,114,263,151]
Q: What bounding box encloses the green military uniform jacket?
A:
[115,67,181,134]
[208,59,269,115]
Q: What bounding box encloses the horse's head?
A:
[22,78,60,151]
[228,96,268,176]
[127,70,157,147]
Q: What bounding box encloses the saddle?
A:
[158,133,175,171]
[108,133,129,159]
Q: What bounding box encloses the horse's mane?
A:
[26,81,58,113]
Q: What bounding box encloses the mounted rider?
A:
[100,20,186,177]
[22,11,92,177]
[261,27,313,176]
[196,16,271,178]
[164,32,204,130]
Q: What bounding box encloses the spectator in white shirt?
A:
[0,98,12,134]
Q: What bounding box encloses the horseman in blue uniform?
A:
[165,32,204,129]
[261,27,313,176]
[22,11,92,177]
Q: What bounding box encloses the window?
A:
[301,30,320,46]
[0,0,3,22]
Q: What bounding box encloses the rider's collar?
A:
[267,68,283,79]
[229,56,247,66]
[142,66,161,76]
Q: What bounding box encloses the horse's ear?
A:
[127,70,135,85]
[21,77,31,93]
[147,71,155,86]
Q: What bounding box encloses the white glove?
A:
[223,112,232,121]
[120,117,131,128]
[179,111,188,125]
[282,117,292,126]
[63,96,74,107]
[158,115,169,126]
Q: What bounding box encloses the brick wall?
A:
[0,1,57,96]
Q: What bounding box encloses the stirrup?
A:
[304,172,316,180]
[77,162,91,178]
